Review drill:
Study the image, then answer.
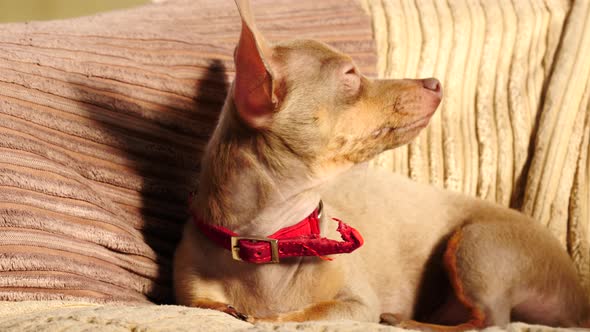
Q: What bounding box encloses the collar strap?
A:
[192,201,364,264]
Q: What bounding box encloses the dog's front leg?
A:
[191,297,251,321]
[175,269,253,322]
[258,297,378,323]
[257,269,381,323]
[174,228,253,322]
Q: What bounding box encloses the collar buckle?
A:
[230,236,280,263]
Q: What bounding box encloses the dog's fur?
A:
[174,0,590,329]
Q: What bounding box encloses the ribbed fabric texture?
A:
[363,0,590,293]
[0,0,376,303]
[0,0,589,307]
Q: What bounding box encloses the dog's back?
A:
[174,0,590,328]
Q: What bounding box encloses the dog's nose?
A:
[422,78,441,93]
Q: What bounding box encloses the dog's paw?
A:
[224,305,253,322]
[380,312,404,326]
[380,313,426,330]
[192,299,252,322]
[381,316,477,332]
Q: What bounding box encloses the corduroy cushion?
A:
[1,0,589,307]
[362,0,590,290]
[0,0,376,303]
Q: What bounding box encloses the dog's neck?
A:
[192,100,323,236]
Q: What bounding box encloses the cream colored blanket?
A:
[0,301,572,331]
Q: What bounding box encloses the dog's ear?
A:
[233,0,277,128]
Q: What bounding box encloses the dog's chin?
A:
[371,111,434,147]
[319,111,435,174]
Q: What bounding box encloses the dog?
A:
[173,0,590,329]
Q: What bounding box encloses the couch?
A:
[0,0,588,330]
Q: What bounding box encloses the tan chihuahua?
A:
[174,0,590,330]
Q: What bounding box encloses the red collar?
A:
[192,201,364,263]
